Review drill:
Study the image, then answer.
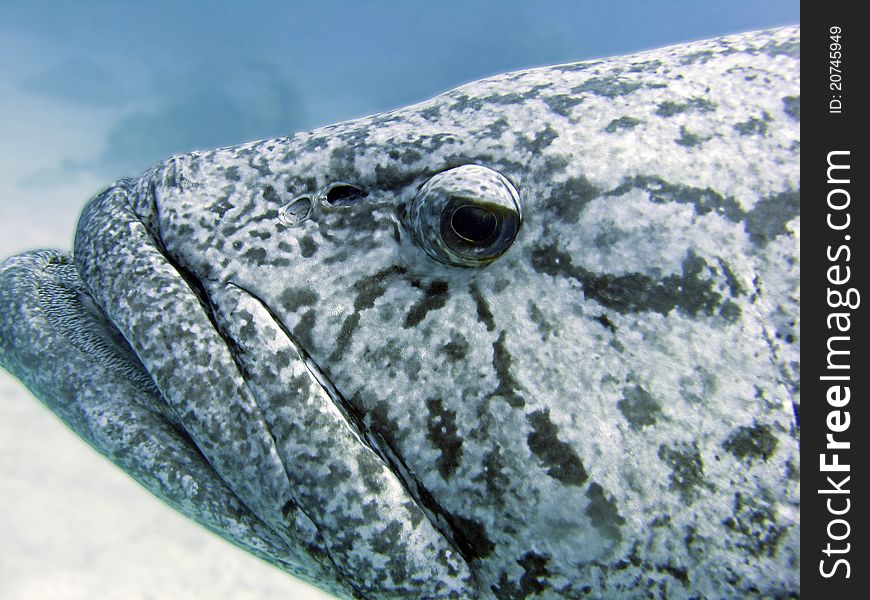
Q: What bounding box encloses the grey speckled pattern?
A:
[0,27,799,599]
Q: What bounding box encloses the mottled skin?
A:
[0,27,799,598]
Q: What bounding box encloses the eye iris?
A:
[450,205,497,243]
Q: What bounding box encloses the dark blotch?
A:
[658,442,712,504]
[543,94,584,117]
[236,309,257,345]
[604,116,642,133]
[469,283,496,332]
[572,76,650,98]
[329,313,360,363]
[518,552,551,597]
[527,301,554,340]
[375,163,420,190]
[717,259,745,297]
[327,265,407,360]
[240,247,267,263]
[723,422,779,463]
[327,144,361,183]
[356,453,386,493]
[491,332,524,408]
[321,457,353,490]
[675,126,706,147]
[594,313,617,333]
[680,49,717,65]
[404,280,449,328]
[655,97,716,117]
[585,482,626,543]
[354,272,390,311]
[292,309,317,351]
[617,384,662,429]
[419,105,442,121]
[610,175,745,222]
[515,124,559,154]
[627,59,663,73]
[426,398,464,479]
[367,399,401,450]
[782,95,800,121]
[544,175,601,224]
[261,184,280,203]
[719,300,742,322]
[733,112,772,136]
[388,147,420,164]
[492,573,522,599]
[762,38,800,59]
[298,235,318,258]
[248,156,272,177]
[449,91,532,112]
[743,189,800,246]
[660,564,690,585]
[665,251,721,316]
[473,447,509,501]
[451,514,495,559]
[281,499,297,519]
[527,409,588,486]
[277,287,319,313]
[369,520,403,557]
[532,245,725,318]
[354,265,406,311]
[722,492,787,557]
[442,334,469,362]
[176,223,195,237]
[484,117,511,139]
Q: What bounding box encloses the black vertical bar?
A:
[803,3,867,597]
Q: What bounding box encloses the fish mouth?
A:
[56,176,478,597]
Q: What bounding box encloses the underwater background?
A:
[0,2,798,598]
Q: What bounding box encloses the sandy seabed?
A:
[0,372,332,600]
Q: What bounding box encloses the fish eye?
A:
[408,165,521,267]
[278,195,312,225]
[324,183,367,207]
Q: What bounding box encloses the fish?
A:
[0,26,800,599]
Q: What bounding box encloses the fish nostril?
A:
[278,195,312,226]
[324,183,367,207]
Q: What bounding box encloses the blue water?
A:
[2,0,799,177]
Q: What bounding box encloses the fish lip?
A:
[223,281,483,593]
[225,281,373,442]
[225,281,390,468]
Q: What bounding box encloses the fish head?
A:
[64,26,800,598]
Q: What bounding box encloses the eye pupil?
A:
[451,205,497,243]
